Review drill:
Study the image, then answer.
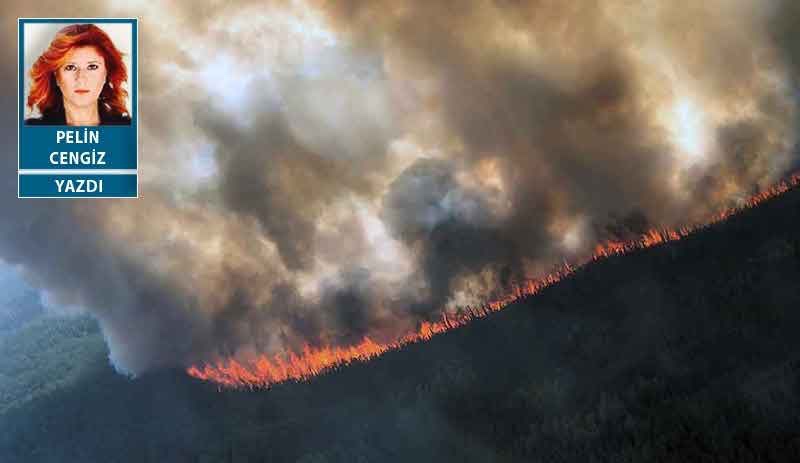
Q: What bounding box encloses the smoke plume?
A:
[0,0,798,374]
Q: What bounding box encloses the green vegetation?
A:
[1,185,800,462]
[0,268,43,336]
[0,315,104,414]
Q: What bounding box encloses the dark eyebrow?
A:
[63,61,102,66]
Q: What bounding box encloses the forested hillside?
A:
[1,184,799,462]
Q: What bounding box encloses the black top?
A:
[25,105,131,126]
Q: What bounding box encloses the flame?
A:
[188,172,800,389]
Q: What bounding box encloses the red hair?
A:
[27,24,129,118]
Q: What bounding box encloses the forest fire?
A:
[187,172,800,389]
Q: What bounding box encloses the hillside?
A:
[1,183,800,462]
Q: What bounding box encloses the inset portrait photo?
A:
[18,18,138,199]
[22,22,134,126]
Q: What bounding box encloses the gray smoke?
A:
[0,0,797,374]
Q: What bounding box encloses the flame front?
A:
[188,173,800,389]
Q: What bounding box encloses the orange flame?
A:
[187,173,800,389]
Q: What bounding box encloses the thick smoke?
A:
[0,0,797,374]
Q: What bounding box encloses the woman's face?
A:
[56,46,107,109]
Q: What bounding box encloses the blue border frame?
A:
[17,18,139,199]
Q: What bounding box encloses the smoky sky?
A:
[0,0,798,375]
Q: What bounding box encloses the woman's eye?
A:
[64,64,76,71]
[87,64,98,70]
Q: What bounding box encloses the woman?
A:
[25,24,131,126]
